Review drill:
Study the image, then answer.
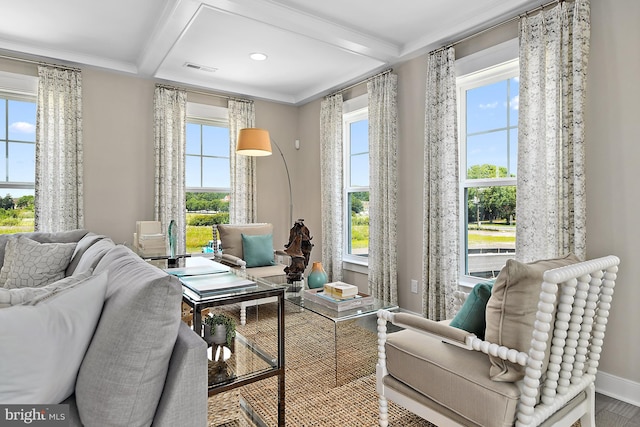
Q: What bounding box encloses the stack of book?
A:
[323,282,358,300]
[303,282,374,312]
[134,221,166,256]
[176,271,256,300]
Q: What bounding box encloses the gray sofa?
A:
[0,230,207,427]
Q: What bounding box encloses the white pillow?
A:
[0,270,93,309]
[3,236,76,289]
[0,271,108,404]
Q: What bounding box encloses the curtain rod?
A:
[0,53,81,72]
[432,0,565,55]
[326,68,393,98]
[155,83,251,103]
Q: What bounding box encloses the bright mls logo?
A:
[0,405,68,426]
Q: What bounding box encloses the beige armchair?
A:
[214,223,288,325]
[376,255,620,427]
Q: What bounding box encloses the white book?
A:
[180,272,255,295]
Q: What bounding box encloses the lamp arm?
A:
[270,138,293,226]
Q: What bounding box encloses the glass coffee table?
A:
[179,258,285,427]
[285,289,398,386]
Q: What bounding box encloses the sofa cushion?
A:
[2,236,76,289]
[0,269,93,308]
[0,229,88,270]
[76,245,182,427]
[449,279,494,339]
[0,271,108,404]
[66,232,109,276]
[385,329,520,427]
[218,223,273,259]
[71,238,115,275]
[485,254,580,382]
[242,233,275,267]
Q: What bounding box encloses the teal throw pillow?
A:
[241,233,275,268]
[449,279,495,339]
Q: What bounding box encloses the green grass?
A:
[467,233,515,245]
[0,217,34,234]
[186,225,214,254]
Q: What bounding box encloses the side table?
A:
[180,263,285,427]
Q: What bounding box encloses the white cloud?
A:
[510,95,519,111]
[479,101,498,110]
[9,121,35,134]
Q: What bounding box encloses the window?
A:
[458,59,518,280]
[0,92,36,233]
[343,104,369,264]
[185,104,230,253]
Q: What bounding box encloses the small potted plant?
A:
[203,313,236,348]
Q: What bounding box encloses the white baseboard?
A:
[596,371,640,407]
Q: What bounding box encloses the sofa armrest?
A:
[152,322,208,427]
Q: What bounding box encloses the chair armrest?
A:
[217,253,247,268]
[378,310,475,348]
[377,309,529,367]
[152,322,208,427]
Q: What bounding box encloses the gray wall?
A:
[0,0,636,401]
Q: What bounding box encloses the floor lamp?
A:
[236,128,293,226]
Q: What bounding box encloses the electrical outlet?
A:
[410,279,418,293]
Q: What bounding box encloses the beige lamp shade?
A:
[236,128,273,156]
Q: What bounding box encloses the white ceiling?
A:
[0,0,547,105]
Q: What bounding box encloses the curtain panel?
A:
[516,0,590,262]
[35,65,84,232]
[319,94,344,282]
[228,99,256,224]
[367,73,398,305]
[422,47,459,320]
[153,86,187,254]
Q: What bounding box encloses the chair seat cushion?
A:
[242,264,286,282]
[385,329,520,427]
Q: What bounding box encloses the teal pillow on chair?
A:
[449,279,495,339]
[241,234,276,268]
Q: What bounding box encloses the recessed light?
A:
[249,52,268,61]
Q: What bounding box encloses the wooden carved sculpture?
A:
[284,219,313,284]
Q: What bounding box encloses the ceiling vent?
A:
[183,62,217,73]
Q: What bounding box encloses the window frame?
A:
[457,59,519,286]
[343,105,369,266]
[0,91,37,195]
[185,116,231,194]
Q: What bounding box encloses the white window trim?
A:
[186,103,230,193]
[457,58,519,287]
[0,73,37,194]
[343,100,369,267]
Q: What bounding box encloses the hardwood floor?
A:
[596,393,640,426]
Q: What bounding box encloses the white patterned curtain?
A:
[228,99,256,224]
[153,86,187,254]
[516,0,589,262]
[422,47,459,320]
[35,66,84,232]
[320,94,343,282]
[367,73,398,304]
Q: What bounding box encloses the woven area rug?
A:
[206,301,580,427]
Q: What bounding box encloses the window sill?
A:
[457,277,478,293]
[342,259,368,274]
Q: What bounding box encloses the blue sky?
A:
[0,99,36,198]
[349,119,369,187]
[185,123,230,189]
[466,77,519,177]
